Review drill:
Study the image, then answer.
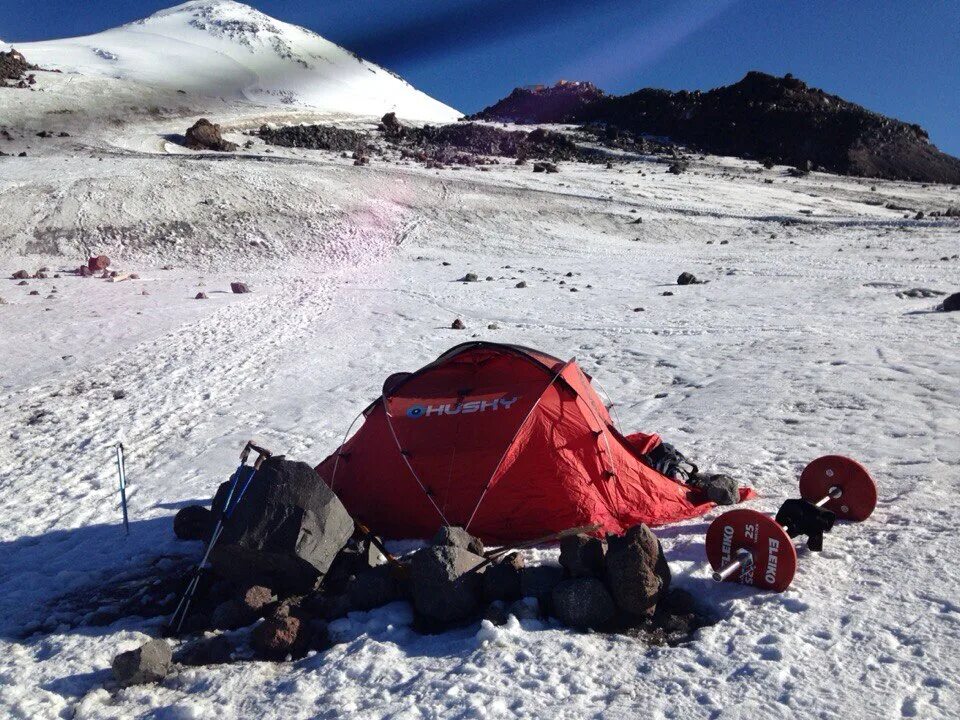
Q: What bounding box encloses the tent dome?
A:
[316,342,733,543]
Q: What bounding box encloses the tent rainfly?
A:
[316,342,751,543]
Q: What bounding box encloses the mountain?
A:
[5,0,459,122]
[472,72,960,183]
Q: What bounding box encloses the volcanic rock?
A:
[173,504,213,541]
[482,552,524,603]
[941,292,960,312]
[251,607,312,660]
[433,525,484,555]
[112,639,172,687]
[559,534,606,578]
[12,270,30,279]
[551,577,616,629]
[185,119,237,152]
[409,545,485,625]
[230,282,251,294]
[210,456,354,594]
[605,524,671,618]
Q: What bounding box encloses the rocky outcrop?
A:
[470,81,606,124]
[475,72,960,183]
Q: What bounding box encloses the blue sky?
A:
[2,0,958,155]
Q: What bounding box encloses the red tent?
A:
[316,342,748,543]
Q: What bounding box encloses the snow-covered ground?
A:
[2,6,960,718]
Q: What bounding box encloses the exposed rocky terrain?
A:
[472,72,960,183]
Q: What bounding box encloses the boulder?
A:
[559,534,606,578]
[484,600,510,626]
[175,634,234,666]
[677,271,698,285]
[185,119,238,152]
[508,596,540,621]
[251,606,312,660]
[12,269,29,279]
[173,505,213,541]
[346,564,403,611]
[195,292,208,300]
[210,585,273,630]
[88,255,110,271]
[482,552,524,602]
[605,524,671,618]
[380,112,405,139]
[409,545,485,625]
[941,292,960,312]
[210,456,355,594]
[451,318,466,329]
[551,577,616,629]
[519,565,564,606]
[230,282,251,294]
[112,639,172,687]
[432,525,484,555]
[701,474,739,505]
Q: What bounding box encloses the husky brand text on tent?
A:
[406,395,520,419]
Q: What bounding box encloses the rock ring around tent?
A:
[317,342,753,543]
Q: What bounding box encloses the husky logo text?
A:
[405,395,520,419]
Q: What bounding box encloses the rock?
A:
[515,281,527,288]
[230,282,251,294]
[409,545,485,625]
[667,161,688,174]
[185,118,238,152]
[176,634,234,666]
[380,112,405,139]
[210,585,273,630]
[17,280,28,286]
[605,524,671,618]
[662,291,674,296]
[461,273,479,282]
[677,271,698,285]
[551,577,616,629]
[88,255,110,271]
[559,534,606,578]
[915,211,925,220]
[28,290,39,296]
[507,597,540,621]
[195,292,208,300]
[347,564,403,611]
[251,608,311,660]
[173,505,213,541]
[941,292,960,312]
[482,552,524,602]
[78,265,93,277]
[484,600,510,626]
[944,206,960,217]
[11,270,29,279]
[532,161,559,173]
[519,565,564,606]
[451,318,466,329]
[112,639,172,687]
[210,456,355,594]
[699,474,740,505]
[487,323,499,330]
[112,389,126,400]
[433,525,484,555]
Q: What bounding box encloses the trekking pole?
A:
[168,440,271,634]
[115,444,130,536]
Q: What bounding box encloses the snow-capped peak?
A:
[10,1,460,122]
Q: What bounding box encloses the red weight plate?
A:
[706,509,797,592]
[799,455,877,521]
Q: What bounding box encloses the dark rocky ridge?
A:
[471,72,960,183]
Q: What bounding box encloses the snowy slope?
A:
[7,0,459,122]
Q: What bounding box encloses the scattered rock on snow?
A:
[11,270,30,279]
[195,292,208,300]
[230,282,251,294]
[88,255,110,271]
[940,292,960,312]
[185,119,238,152]
[677,271,698,285]
[251,606,312,660]
[551,577,616,629]
[896,287,945,299]
[112,639,172,687]
[698,474,740,506]
[451,318,466,330]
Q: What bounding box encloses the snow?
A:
[1,5,960,718]
[6,0,459,123]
